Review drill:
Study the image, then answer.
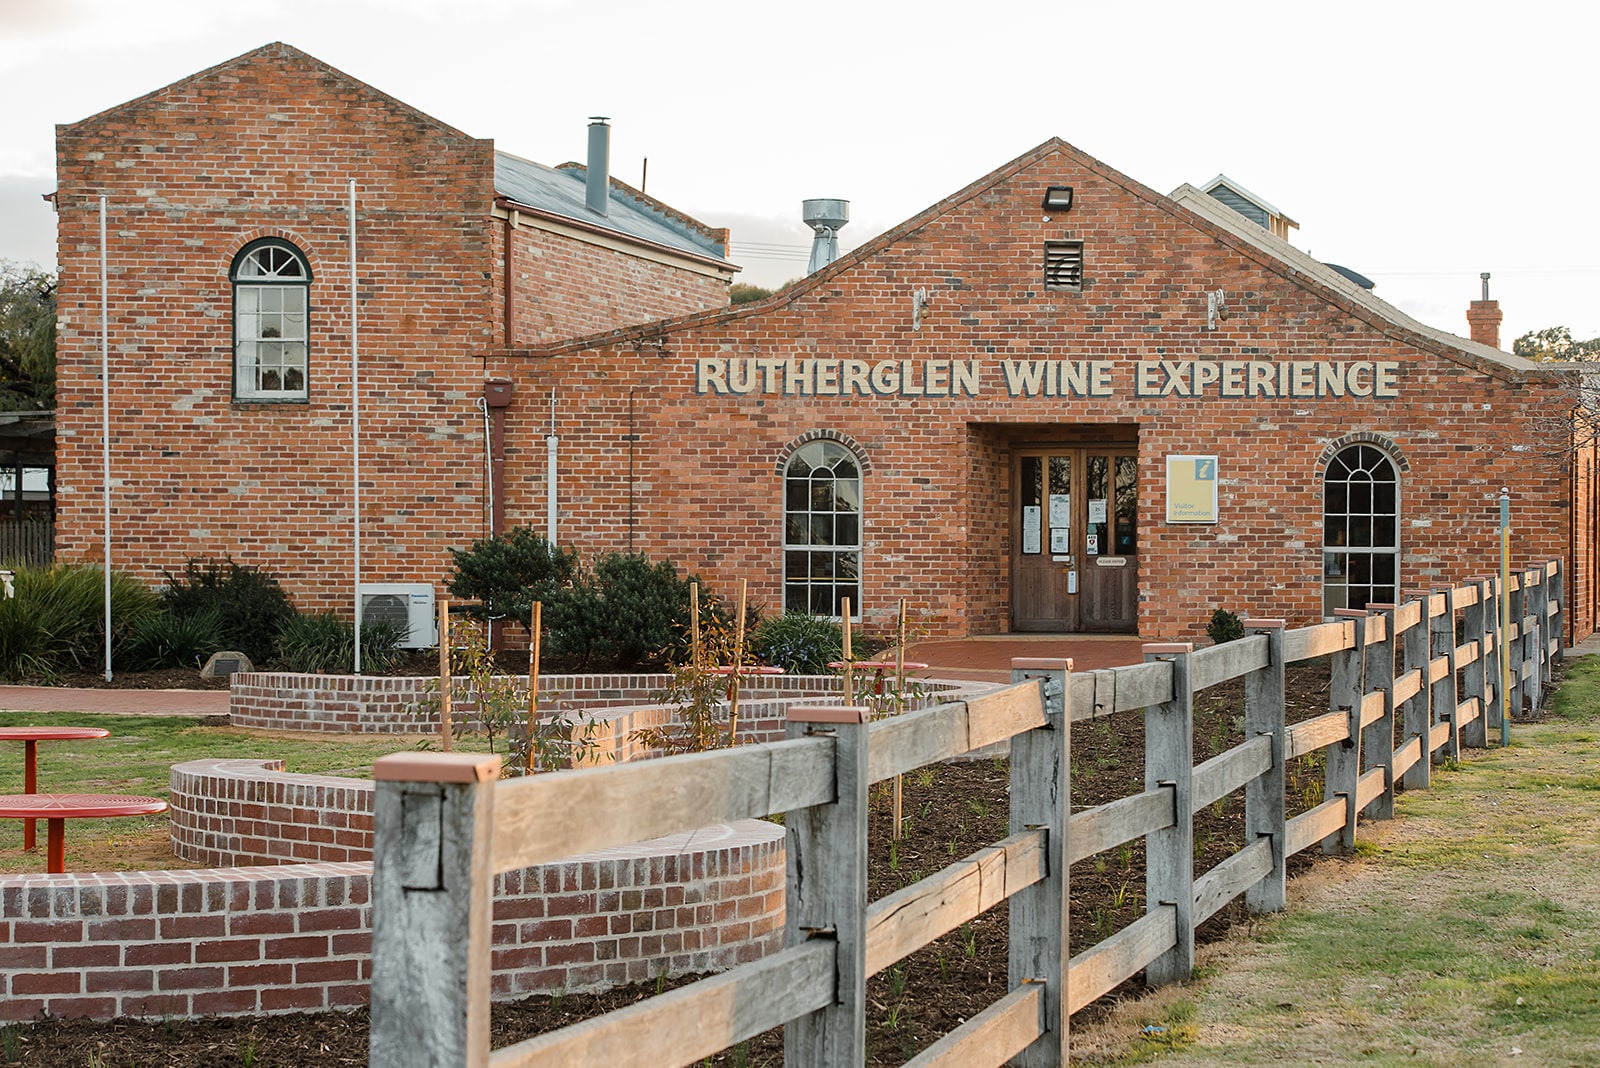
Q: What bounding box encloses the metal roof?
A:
[1169,183,1537,373]
[494,152,726,263]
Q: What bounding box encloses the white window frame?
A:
[783,440,863,621]
[1322,444,1400,614]
[231,240,310,401]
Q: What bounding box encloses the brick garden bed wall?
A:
[227,672,847,735]
[0,821,784,1022]
[169,759,375,867]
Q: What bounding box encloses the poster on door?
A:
[1023,506,1042,554]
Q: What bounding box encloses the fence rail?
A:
[368,561,1563,1067]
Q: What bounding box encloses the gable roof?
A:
[1169,184,1536,374]
[60,42,476,144]
[494,153,729,264]
[524,137,1552,381]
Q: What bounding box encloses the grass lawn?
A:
[0,710,489,875]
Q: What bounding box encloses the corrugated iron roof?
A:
[494,152,726,263]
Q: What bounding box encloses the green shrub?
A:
[0,564,158,681]
[1206,608,1245,645]
[750,612,842,674]
[547,552,695,669]
[121,606,225,670]
[161,559,292,665]
[447,527,578,625]
[276,610,404,674]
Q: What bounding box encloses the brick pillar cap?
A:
[788,706,870,724]
[374,752,501,783]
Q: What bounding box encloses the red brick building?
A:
[52,46,1595,645]
[502,142,1596,642]
[52,43,734,611]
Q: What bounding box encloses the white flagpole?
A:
[100,196,112,682]
[351,179,362,674]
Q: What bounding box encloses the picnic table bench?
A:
[0,793,168,873]
[0,725,111,849]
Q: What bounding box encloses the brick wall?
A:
[51,43,730,612]
[0,821,784,1022]
[494,140,1584,642]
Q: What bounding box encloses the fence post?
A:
[1323,609,1367,854]
[784,706,870,1068]
[1430,587,1460,767]
[1362,606,1397,819]
[1551,559,1565,667]
[1461,579,1489,749]
[369,752,501,1068]
[1509,573,1526,721]
[1242,620,1286,914]
[1527,568,1545,713]
[1143,642,1193,987]
[1482,576,1505,742]
[1399,598,1432,792]
[1009,657,1071,1066]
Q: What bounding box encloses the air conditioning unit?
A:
[358,583,438,648]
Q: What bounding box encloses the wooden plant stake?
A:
[525,600,542,775]
[727,579,748,746]
[893,597,907,840]
[690,581,701,674]
[840,597,854,702]
[438,597,452,752]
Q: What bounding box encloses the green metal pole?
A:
[1500,488,1511,747]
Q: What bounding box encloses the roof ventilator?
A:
[1044,241,1083,291]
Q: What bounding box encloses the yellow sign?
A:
[1166,455,1218,523]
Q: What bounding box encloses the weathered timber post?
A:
[1400,598,1432,791]
[1009,657,1071,1066]
[1482,576,1505,742]
[1528,568,1545,713]
[1430,588,1460,766]
[1143,642,1194,987]
[1363,605,1397,820]
[369,752,500,1068]
[1509,572,1527,721]
[1551,559,1565,668]
[1324,609,1367,854]
[1242,620,1286,914]
[1461,579,1490,749]
[784,706,870,1067]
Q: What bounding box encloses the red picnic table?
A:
[0,793,168,873]
[0,725,111,850]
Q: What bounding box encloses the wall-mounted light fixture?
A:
[1042,186,1074,212]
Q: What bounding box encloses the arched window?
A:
[1323,444,1398,613]
[784,439,862,619]
[231,239,310,400]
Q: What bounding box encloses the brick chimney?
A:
[1467,271,1502,349]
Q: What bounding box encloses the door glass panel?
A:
[1048,456,1071,554]
[1020,455,1042,555]
[1087,456,1108,557]
[1115,455,1137,554]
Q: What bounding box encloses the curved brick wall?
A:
[169,759,375,867]
[0,820,784,1022]
[228,671,974,741]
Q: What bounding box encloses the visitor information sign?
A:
[1166,455,1219,523]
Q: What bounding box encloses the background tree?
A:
[1515,325,1600,455]
[0,261,56,410]
[1513,325,1600,362]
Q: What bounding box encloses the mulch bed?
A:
[2,663,1337,1066]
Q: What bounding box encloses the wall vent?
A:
[1044,241,1084,291]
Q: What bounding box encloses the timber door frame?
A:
[1010,443,1139,633]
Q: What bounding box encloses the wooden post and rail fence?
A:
[368,560,1564,1067]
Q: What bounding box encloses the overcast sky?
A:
[2,0,1595,345]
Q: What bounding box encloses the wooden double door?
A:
[1012,446,1139,632]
